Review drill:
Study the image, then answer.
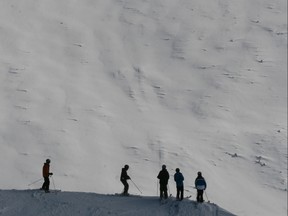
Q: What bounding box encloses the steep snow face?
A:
[0,0,287,216]
[0,190,236,216]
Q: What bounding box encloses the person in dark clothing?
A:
[194,171,207,203]
[157,165,170,199]
[120,165,130,195]
[174,168,184,200]
[41,159,53,193]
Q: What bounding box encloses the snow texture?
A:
[0,189,235,216]
[0,0,287,215]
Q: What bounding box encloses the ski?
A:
[113,193,142,198]
[46,189,61,193]
[38,189,61,194]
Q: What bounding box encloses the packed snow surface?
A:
[0,0,287,215]
[0,189,236,216]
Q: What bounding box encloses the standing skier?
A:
[41,159,53,193]
[174,168,184,200]
[120,165,131,195]
[157,165,170,199]
[195,171,207,202]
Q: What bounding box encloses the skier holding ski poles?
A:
[120,165,131,195]
[41,159,53,193]
[157,165,170,200]
[195,171,207,203]
[174,168,184,200]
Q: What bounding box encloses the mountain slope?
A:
[0,0,287,215]
[0,189,236,216]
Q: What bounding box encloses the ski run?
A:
[0,0,287,215]
[0,189,235,216]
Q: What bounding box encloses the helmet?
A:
[197,171,202,176]
[162,164,166,169]
[124,164,129,169]
[46,159,51,163]
[175,168,180,172]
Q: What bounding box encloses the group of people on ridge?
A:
[40,159,207,202]
[121,164,207,202]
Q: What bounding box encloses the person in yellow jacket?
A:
[41,159,53,192]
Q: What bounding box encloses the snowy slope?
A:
[0,0,287,216]
[0,189,236,216]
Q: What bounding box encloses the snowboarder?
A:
[120,165,131,195]
[174,168,184,200]
[41,159,53,193]
[195,171,207,202]
[157,165,170,199]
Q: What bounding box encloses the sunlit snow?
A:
[0,0,287,215]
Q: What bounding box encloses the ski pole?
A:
[204,190,210,202]
[51,176,56,190]
[28,178,43,186]
[130,179,142,194]
[156,180,159,196]
[168,184,171,196]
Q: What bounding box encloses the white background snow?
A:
[0,0,287,215]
